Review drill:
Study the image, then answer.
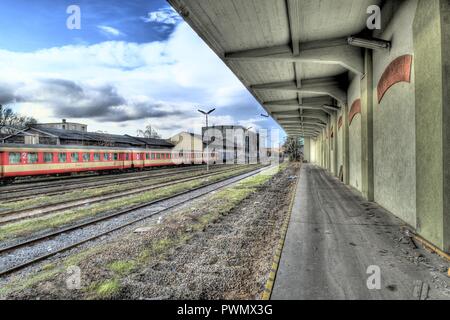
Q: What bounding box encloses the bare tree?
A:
[0,104,37,134]
[136,124,161,139]
[283,136,303,162]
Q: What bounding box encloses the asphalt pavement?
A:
[271,164,450,300]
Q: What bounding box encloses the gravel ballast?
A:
[2,163,298,299]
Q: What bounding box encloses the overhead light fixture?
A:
[347,36,390,50]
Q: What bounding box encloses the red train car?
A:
[0,143,218,185]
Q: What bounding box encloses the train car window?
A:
[82,153,90,162]
[44,152,53,163]
[8,152,21,164]
[113,153,118,161]
[146,153,150,160]
[125,154,129,161]
[156,153,161,159]
[103,153,109,161]
[27,153,38,164]
[71,152,79,162]
[151,153,155,160]
[94,153,100,161]
[58,153,67,163]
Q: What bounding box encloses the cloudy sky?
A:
[0,0,284,140]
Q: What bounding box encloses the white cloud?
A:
[0,22,258,138]
[142,6,182,25]
[97,25,125,37]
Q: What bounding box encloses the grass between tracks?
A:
[0,163,287,299]
[0,165,259,241]
[0,166,241,213]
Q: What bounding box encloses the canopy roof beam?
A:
[252,78,347,104]
[225,38,364,75]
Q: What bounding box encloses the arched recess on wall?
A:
[377,54,413,103]
[349,99,361,126]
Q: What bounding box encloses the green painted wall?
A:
[348,74,362,192]
[440,1,450,252]
[372,0,417,227]
[337,108,344,179]
[413,0,449,251]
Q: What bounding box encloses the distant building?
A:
[32,119,87,132]
[202,125,259,164]
[169,132,204,152]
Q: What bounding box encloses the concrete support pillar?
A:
[318,136,321,166]
[360,49,375,201]
[327,130,331,171]
[343,103,350,185]
[326,120,330,172]
[304,138,311,162]
[327,118,331,172]
[414,0,450,252]
[333,112,339,177]
[321,131,324,168]
[324,134,327,169]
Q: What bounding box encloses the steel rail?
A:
[0,166,254,224]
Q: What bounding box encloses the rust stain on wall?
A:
[377,54,413,103]
[349,99,361,126]
[338,116,343,130]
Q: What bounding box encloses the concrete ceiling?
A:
[168,0,382,138]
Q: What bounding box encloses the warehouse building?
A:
[1,126,173,149]
[202,125,260,164]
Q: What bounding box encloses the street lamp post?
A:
[198,108,216,172]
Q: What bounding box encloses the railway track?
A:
[0,165,271,277]
[5,164,211,187]
[0,165,256,224]
[0,165,240,203]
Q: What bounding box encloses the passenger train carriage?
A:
[0,144,218,185]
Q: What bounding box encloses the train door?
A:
[134,152,145,169]
[117,152,124,170]
[0,151,4,179]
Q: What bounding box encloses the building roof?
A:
[33,122,85,126]
[4,127,173,148]
[170,131,203,140]
[125,135,174,148]
[31,127,142,145]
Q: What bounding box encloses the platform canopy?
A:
[168,0,382,138]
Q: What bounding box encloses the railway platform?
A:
[271,164,450,300]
